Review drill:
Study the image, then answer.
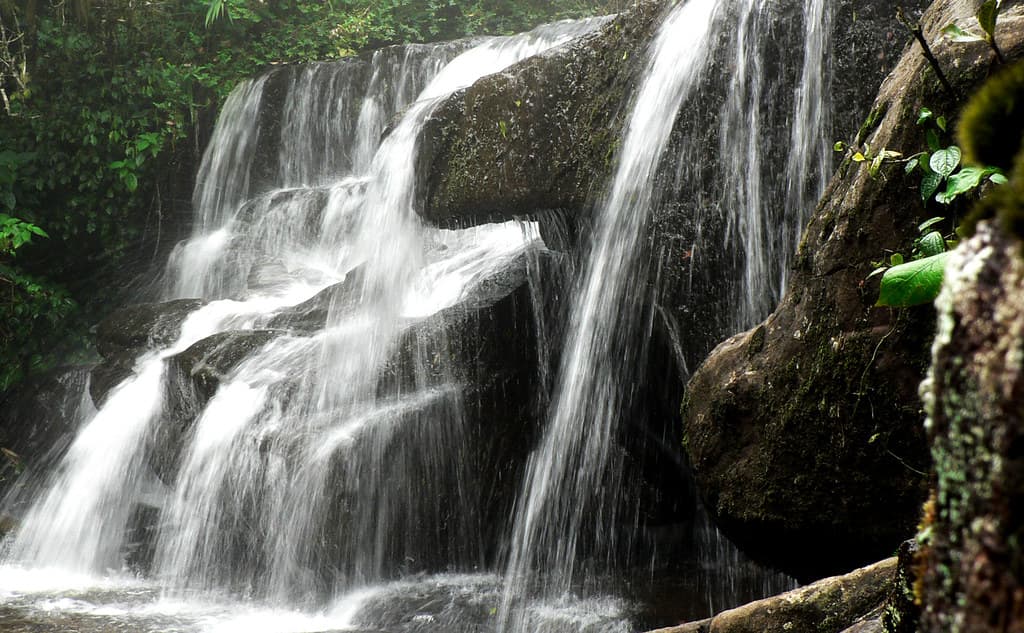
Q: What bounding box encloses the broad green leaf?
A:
[905,157,920,174]
[917,231,946,257]
[917,108,933,125]
[929,146,961,177]
[926,129,941,152]
[918,216,945,233]
[890,253,904,266]
[936,116,947,132]
[976,0,999,41]
[921,173,943,201]
[877,251,952,307]
[834,141,846,152]
[124,172,138,192]
[990,172,1009,185]
[944,166,990,196]
[942,23,985,42]
[852,152,866,162]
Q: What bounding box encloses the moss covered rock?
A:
[918,218,1024,633]
[917,56,1024,629]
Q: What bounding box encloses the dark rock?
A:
[266,266,367,332]
[151,329,281,484]
[373,250,570,561]
[881,539,921,633]
[0,366,90,506]
[95,298,205,359]
[681,0,1024,581]
[918,219,1024,633]
[648,558,898,633]
[89,298,206,406]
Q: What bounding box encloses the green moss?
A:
[856,102,890,146]
[958,62,1024,171]
[959,62,1024,246]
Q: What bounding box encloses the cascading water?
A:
[1,0,856,631]
[1,17,619,631]
[500,0,837,625]
[499,2,723,628]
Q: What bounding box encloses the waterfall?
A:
[1,16,631,630]
[500,0,836,625]
[0,1,850,630]
[500,3,722,627]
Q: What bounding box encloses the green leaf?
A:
[929,146,962,178]
[852,152,866,162]
[942,23,985,42]
[918,216,945,233]
[921,173,943,201]
[905,157,920,174]
[890,253,905,266]
[917,231,947,257]
[926,129,941,152]
[834,141,846,152]
[917,108,933,125]
[936,116,947,132]
[869,153,884,177]
[976,0,999,41]
[124,172,138,192]
[876,251,952,307]
[944,166,990,197]
[990,172,1009,185]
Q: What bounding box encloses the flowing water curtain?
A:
[498,1,725,629]
[145,17,612,604]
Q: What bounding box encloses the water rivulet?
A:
[0,1,899,631]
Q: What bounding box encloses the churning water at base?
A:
[2,0,842,630]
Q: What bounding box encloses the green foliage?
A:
[870,217,959,308]
[876,251,952,308]
[902,108,1005,207]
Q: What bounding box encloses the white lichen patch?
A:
[920,226,995,432]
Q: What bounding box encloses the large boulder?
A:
[418,0,927,379]
[682,0,1024,581]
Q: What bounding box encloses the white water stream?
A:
[1,1,843,631]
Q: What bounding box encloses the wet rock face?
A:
[918,221,1024,633]
[90,298,206,407]
[683,1,1024,581]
